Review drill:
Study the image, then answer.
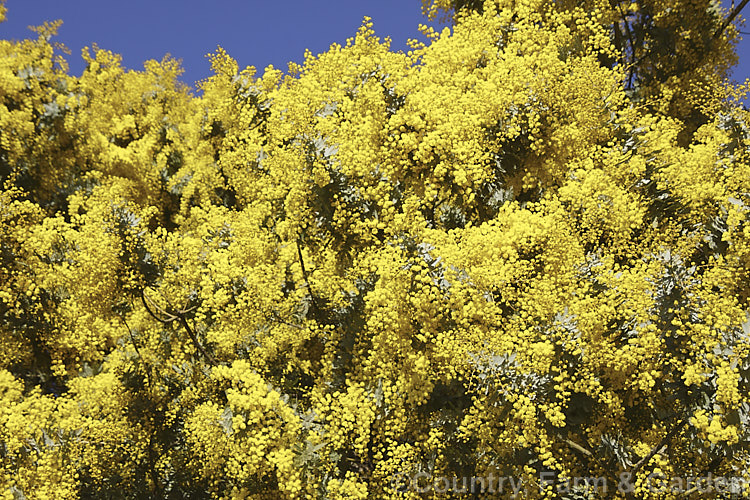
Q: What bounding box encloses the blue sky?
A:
[0,0,433,87]
[1,0,748,95]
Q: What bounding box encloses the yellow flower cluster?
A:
[184,361,301,496]
[691,410,740,445]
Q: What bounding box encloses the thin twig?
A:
[714,0,750,39]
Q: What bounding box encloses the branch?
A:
[176,313,217,366]
[120,316,153,389]
[615,1,639,89]
[714,0,750,39]
[564,438,594,457]
[630,419,687,477]
[297,240,321,316]
[141,289,177,324]
[682,457,724,496]
[141,288,216,366]
[270,310,305,330]
[119,313,163,497]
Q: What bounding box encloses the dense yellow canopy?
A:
[1,0,750,498]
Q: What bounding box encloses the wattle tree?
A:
[1,0,750,498]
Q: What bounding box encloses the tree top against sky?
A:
[0,0,748,93]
